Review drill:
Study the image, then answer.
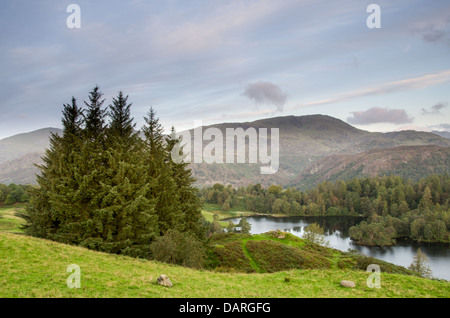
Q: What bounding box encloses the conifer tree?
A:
[23,89,204,259]
[22,96,85,241]
[141,108,183,235]
[166,127,204,238]
[408,248,432,278]
[108,91,136,143]
[84,85,107,140]
[93,92,159,256]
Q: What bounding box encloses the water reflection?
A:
[227,215,450,281]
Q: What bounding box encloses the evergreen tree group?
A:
[21,86,203,258]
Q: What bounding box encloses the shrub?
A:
[150,229,206,269]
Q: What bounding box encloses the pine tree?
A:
[141,108,183,235]
[165,126,204,238]
[22,96,85,241]
[22,90,203,258]
[408,248,432,278]
[108,91,136,143]
[84,85,107,140]
[94,92,159,256]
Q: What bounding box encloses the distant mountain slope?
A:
[187,115,450,187]
[292,145,450,190]
[0,128,61,164]
[432,131,450,139]
[1,116,450,187]
[0,152,43,185]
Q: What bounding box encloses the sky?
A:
[1,0,450,139]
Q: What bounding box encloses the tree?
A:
[408,248,432,278]
[107,91,135,141]
[22,88,204,259]
[61,97,84,139]
[83,85,107,140]
[165,126,203,238]
[302,223,329,246]
[238,217,251,234]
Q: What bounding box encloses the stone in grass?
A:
[157,274,173,287]
[340,280,356,288]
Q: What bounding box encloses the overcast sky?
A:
[1,0,450,139]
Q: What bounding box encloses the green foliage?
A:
[150,229,206,269]
[20,87,204,259]
[0,183,30,205]
[408,248,433,278]
[302,223,329,246]
[237,217,251,234]
[200,174,450,245]
[245,240,330,272]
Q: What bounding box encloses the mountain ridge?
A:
[1,115,450,187]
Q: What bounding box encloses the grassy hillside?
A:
[0,205,25,233]
[1,232,450,298]
[1,204,449,298]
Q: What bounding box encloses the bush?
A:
[150,230,206,269]
[246,240,331,272]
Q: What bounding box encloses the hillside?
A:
[1,115,450,187]
[0,128,61,164]
[293,145,450,190]
[188,115,450,187]
[1,231,449,298]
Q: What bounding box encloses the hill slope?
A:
[1,116,450,187]
[0,128,61,164]
[1,232,449,298]
[293,145,450,190]
[188,115,450,187]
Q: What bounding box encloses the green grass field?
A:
[1,232,449,298]
[0,205,25,233]
[1,204,449,298]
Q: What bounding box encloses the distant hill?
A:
[292,145,450,190]
[0,128,61,164]
[432,131,450,139]
[187,115,450,188]
[1,115,450,187]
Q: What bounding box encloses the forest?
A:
[199,174,450,246]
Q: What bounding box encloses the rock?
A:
[340,280,356,288]
[157,274,173,287]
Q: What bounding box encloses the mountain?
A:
[432,130,450,139]
[0,128,62,185]
[1,115,450,187]
[292,145,450,190]
[187,115,450,187]
[0,128,62,164]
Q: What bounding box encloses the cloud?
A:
[288,70,450,111]
[347,107,413,125]
[242,81,287,112]
[437,123,450,130]
[422,102,448,115]
[414,24,450,45]
[430,123,450,131]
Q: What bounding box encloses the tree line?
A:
[19,86,205,260]
[200,174,450,245]
[0,183,31,206]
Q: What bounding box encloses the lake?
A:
[228,215,450,281]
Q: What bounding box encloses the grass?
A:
[0,204,25,233]
[1,204,449,298]
[1,232,449,298]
